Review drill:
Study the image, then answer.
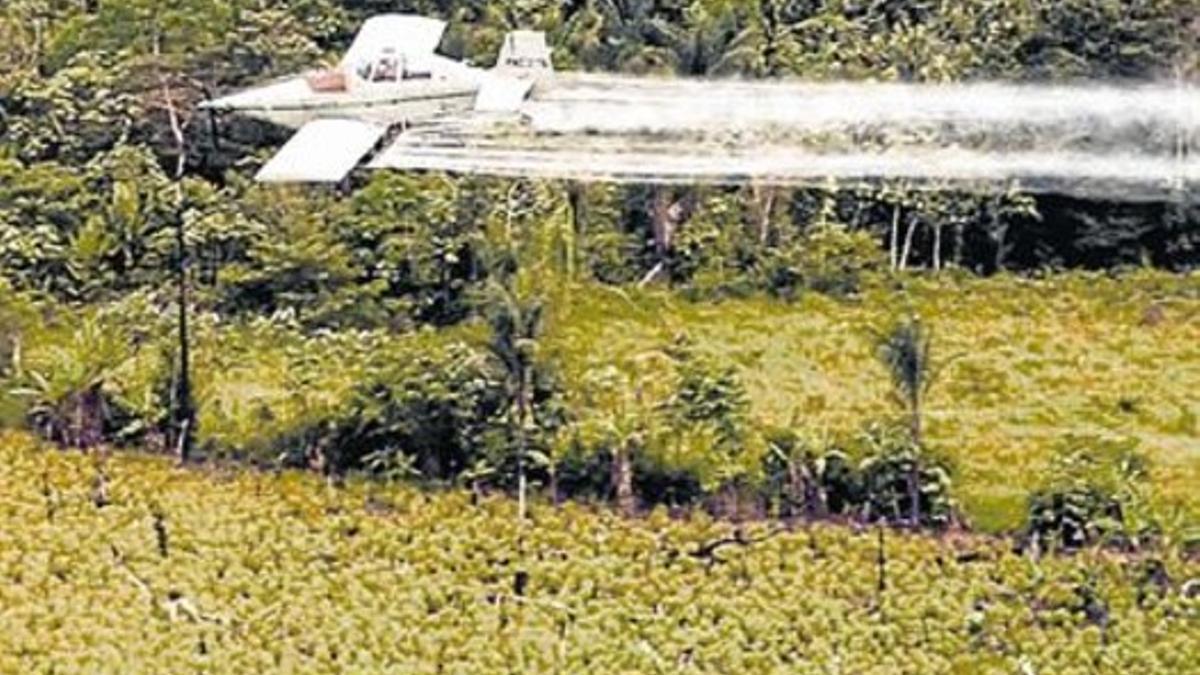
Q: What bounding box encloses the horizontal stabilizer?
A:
[474,75,535,112]
[256,119,385,183]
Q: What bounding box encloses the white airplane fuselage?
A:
[205,56,483,129]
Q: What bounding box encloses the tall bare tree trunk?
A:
[908,391,922,527]
[888,204,901,270]
[156,38,194,463]
[567,181,586,237]
[876,524,887,598]
[993,221,1009,272]
[612,437,636,517]
[749,184,776,245]
[910,391,922,446]
[517,363,531,522]
[932,224,943,271]
[953,222,965,268]
[899,218,918,271]
[651,188,675,260]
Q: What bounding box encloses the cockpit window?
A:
[356,48,432,83]
[372,48,400,82]
[403,63,432,80]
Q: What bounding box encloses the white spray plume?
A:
[374,75,1198,200]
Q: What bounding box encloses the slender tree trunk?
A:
[750,184,776,245]
[910,393,922,446]
[567,181,586,237]
[158,54,194,463]
[518,471,527,521]
[889,204,901,270]
[932,224,942,271]
[10,335,21,378]
[877,524,887,596]
[988,210,1008,273]
[899,217,918,271]
[993,221,1009,273]
[517,364,531,522]
[785,458,802,520]
[909,393,922,527]
[558,182,583,279]
[908,468,922,527]
[954,222,965,268]
[651,188,675,261]
[174,214,192,461]
[613,437,636,517]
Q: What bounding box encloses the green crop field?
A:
[546,272,1200,533]
[1,432,1196,673]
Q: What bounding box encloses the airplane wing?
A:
[256,118,385,183]
[367,112,526,171]
[341,15,446,67]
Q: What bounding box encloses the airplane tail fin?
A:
[474,31,552,112]
[494,31,553,74]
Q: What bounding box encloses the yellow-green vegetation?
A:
[1,432,1196,673]
[547,271,1200,532]
[8,271,1194,536]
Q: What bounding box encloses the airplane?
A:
[200,14,553,183]
[204,14,1197,199]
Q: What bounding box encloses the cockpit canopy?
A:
[354,47,431,83]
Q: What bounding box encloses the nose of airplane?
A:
[197,94,236,111]
[200,77,313,111]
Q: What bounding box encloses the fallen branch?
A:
[689,526,787,564]
[110,544,154,602]
[638,261,665,287]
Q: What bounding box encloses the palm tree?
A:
[877,316,932,444]
[486,283,545,522]
[876,316,933,526]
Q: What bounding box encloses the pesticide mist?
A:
[374,76,1199,200]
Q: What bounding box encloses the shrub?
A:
[553,438,708,509]
[583,230,646,285]
[856,427,956,529]
[11,313,167,449]
[553,438,615,502]
[271,341,507,480]
[762,424,956,529]
[1027,436,1157,551]
[660,336,750,453]
[665,202,734,285]
[761,429,859,518]
[657,336,763,499]
[875,315,934,444]
[760,224,886,299]
[554,337,756,512]
[0,283,40,426]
